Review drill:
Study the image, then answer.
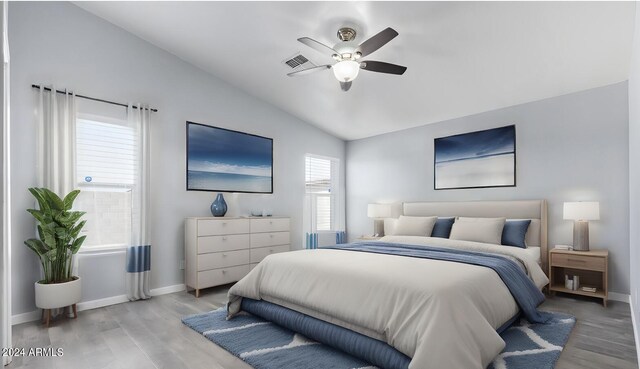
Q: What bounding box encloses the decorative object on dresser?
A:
[434,125,516,190]
[563,201,599,251]
[367,203,392,237]
[548,248,608,306]
[184,216,290,297]
[210,193,228,217]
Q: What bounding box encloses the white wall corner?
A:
[629,295,640,368]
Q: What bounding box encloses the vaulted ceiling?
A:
[76,1,635,140]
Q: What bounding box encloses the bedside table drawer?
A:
[552,253,605,271]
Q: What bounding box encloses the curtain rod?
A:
[31,84,158,113]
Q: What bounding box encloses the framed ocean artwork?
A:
[186,122,273,193]
[434,125,516,190]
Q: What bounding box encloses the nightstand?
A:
[356,236,382,241]
[548,248,608,306]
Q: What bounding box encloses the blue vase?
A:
[210,193,227,217]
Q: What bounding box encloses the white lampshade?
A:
[563,202,600,221]
[367,204,392,219]
[333,60,360,82]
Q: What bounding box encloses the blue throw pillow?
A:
[431,217,455,238]
[501,220,531,248]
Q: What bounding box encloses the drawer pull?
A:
[269,221,273,224]
[222,237,227,241]
[270,234,274,238]
[269,249,274,253]
[222,254,227,257]
[567,258,586,263]
[222,270,227,274]
[222,222,227,226]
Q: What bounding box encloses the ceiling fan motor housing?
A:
[337,27,356,42]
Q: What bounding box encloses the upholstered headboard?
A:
[385,200,548,273]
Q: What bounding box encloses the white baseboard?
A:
[76,294,129,311]
[608,291,631,303]
[151,284,186,296]
[11,310,41,325]
[12,283,187,325]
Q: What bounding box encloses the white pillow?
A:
[392,216,437,236]
[449,217,506,245]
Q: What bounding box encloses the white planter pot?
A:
[35,277,81,309]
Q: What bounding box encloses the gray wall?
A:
[628,4,640,326]
[9,2,345,315]
[346,82,630,294]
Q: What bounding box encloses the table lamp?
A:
[563,201,599,251]
[367,204,392,237]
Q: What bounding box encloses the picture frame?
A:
[434,125,516,190]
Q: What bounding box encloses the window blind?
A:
[305,156,332,194]
[76,118,137,186]
[305,155,339,232]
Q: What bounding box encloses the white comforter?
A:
[228,236,549,369]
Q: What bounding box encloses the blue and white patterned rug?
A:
[182,308,575,369]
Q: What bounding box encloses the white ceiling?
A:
[75,1,635,141]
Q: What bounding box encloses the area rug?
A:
[182,308,575,369]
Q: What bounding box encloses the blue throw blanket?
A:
[323,242,548,324]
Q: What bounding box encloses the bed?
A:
[227,200,550,369]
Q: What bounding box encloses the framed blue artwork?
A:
[434,125,516,190]
[186,122,273,193]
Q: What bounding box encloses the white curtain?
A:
[35,87,77,319]
[1,1,11,365]
[37,86,76,195]
[126,104,151,301]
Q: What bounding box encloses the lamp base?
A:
[373,219,385,237]
[573,220,590,251]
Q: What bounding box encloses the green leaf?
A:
[24,239,47,257]
[28,188,50,212]
[62,190,81,211]
[42,188,64,211]
[70,220,86,239]
[70,235,86,254]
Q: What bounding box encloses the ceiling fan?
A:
[288,27,407,91]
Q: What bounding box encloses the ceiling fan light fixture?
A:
[333,60,360,82]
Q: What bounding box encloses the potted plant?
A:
[24,188,86,326]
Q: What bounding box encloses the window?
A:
[74,117,138,249]
[305,154,339,232]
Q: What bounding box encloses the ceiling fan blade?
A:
[340,81,352,91]
[287,64,331,77]
[357,27,399,58]
[298,37,339,56]
[360,61,407,75]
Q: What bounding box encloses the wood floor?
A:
[7,285,638,369]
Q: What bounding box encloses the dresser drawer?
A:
[250,232,290,248]
[551,253,606,271]
[198,234,250,253]
[197,265,250,288]
[197,219,250,236]
[251,218,290,233]
[250,245,290,263]
[197,249,250,271]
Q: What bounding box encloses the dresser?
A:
[185,216,290,297]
